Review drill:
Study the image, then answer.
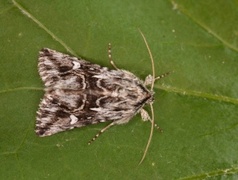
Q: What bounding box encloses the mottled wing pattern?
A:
[38,48,103,89]
[36,48,152,137]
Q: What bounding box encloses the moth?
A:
[36,30,169,164]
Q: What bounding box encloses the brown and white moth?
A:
[36,30,169,164]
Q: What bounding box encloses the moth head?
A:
[145,90,154,105]
[143,74,156,104]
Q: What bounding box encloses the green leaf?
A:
[1,0,238,179]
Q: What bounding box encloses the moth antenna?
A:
[138,29,156,165]
[88,122,115,145]
[108,43,119,70]
[139,103,155,165]
[138,29,156,90]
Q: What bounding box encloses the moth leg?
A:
[88,121,115,145]
[141,108,151,122]
[144,72,170,86]
[108,43,119,70]
[144,74,153,86]
[140,109,162,132]
[154,72,171,81]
